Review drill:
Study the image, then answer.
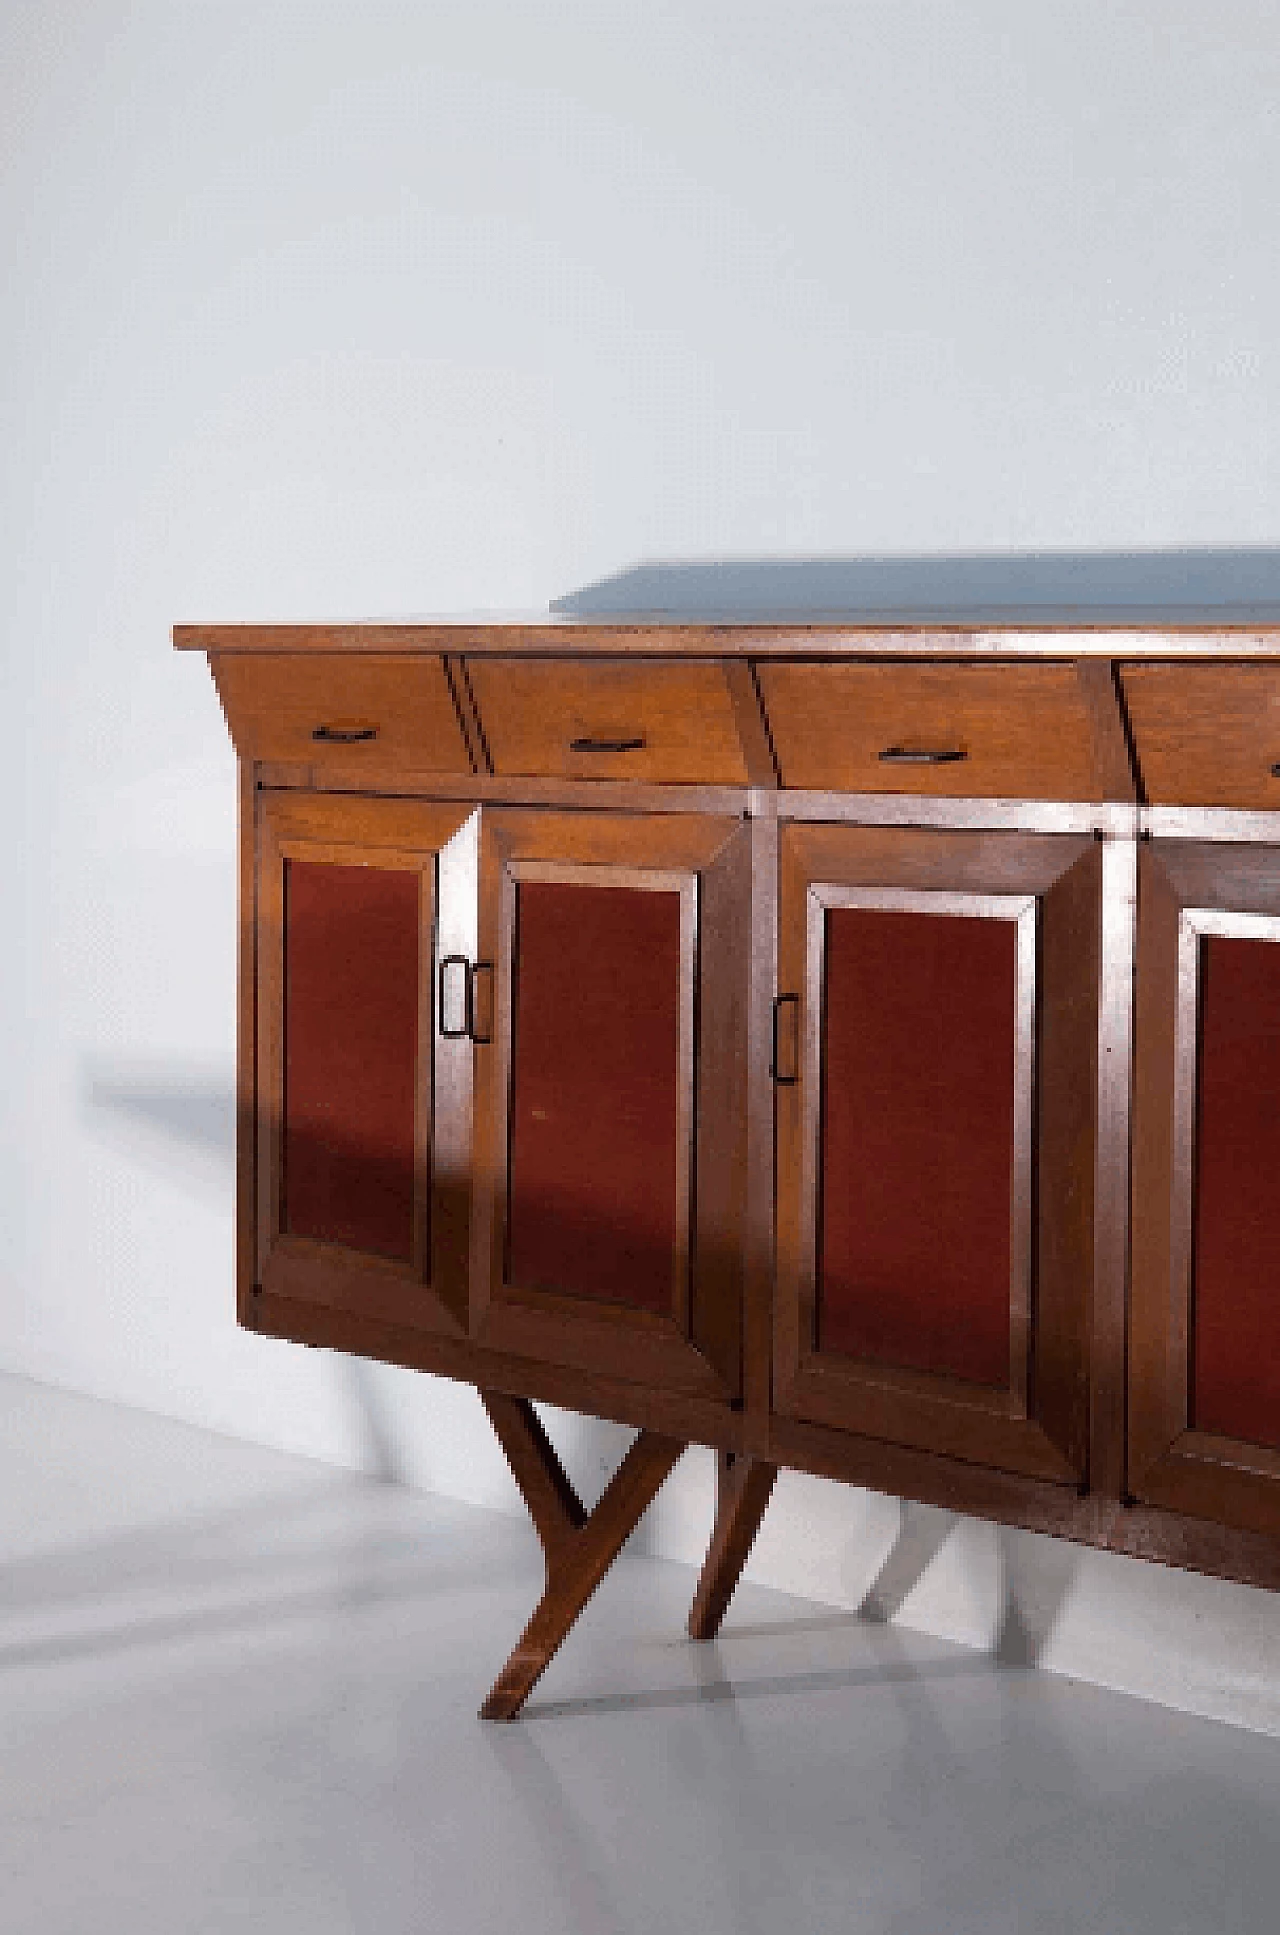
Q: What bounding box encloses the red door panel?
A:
[508,880,682,1315]
[819,906,1016,1387]
[283,860,421,1262]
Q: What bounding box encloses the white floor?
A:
[4,1376,1280,1934]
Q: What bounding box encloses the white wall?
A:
[5,1,1280,1733]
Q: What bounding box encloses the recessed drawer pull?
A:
[312,722,379,743]
[878,744,968,766]
[569,734,647,754]
[1271,761,1280,778]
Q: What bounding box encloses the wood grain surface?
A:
[464,656,753,784]
[757,660,1109,798]
[1121,661,1280,806]
[184,619,1280,1690]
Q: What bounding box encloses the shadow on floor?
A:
[524,1650,1000,1721]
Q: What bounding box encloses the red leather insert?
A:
[508,881,681,1315]
[283,860,420,1261]
[819,907,1016,1386]
[1193,934,1280,1452]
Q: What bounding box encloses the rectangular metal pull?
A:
[471,961,496,1044]
[569,734,647,753]
[438,954,473,1039]
[770,993,800,1086]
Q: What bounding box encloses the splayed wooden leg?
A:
[687,1450,778,1642]
[479,1390,686,1721]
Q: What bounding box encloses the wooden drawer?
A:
[210,653,473,774]
[464,657,762,784]
[756,660,1127,800]
[1120,663,1280,808]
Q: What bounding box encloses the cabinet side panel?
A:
[238,763,259,1322]
[1193,934,1280,1451]
[283,861,420,1261]
[508,881,680,1314]
[819,907,1016,1386]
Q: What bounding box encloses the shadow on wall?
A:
[552,547,1280,624]
[83,1066,405,1484]
[87,1070,235,1160]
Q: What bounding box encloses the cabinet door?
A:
[255,791,478,1334]
[1130,840,1280,1538]
[775,822,1102,1483]
[471,809,751,1404]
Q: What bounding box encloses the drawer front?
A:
[464,657,754,784]
[1120,663,1280,808]
[211,653,473,774]
[757,661,1110,799]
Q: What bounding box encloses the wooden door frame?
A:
[774,819,1103,1486]
[1130,835,1280,1537]
[253,788,478,1336]
[793,880,1039,1418]
[470,806,751,1406]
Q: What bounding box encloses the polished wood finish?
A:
[687,1452,779,1641]
[177,621,1280,659]
[184,618,1280,1717]
[1129,838,1280,1538]
[471,808,750,1405]
[258,1287,745,1447]
[211,652,473,775]
[479,1395,685,1720]
[464,656,754,784]
[774,822,1098,1484]
[255,791,477,1333]
[1076,658,1142,803]
[1088,833,1138,1499]
[480,1391,586,1567]
[756,661,1112,799]
[1121,662,1280,806]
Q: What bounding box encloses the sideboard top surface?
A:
[174,618,1280,658]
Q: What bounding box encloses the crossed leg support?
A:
[479,1390,778,1720]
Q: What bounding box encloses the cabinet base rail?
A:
[479,1391,778,1720]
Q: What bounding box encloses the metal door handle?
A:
[438,955,473,1039]
[770,993,800,1086]
[439,957,495,1043]
[470,962,495,1044]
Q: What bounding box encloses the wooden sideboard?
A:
[176,620,1280,1717]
